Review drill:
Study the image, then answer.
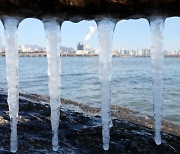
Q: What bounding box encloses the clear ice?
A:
[149,16,165,145]
[3,17,19,153]
[43,18,61,151]
[97,19,116,150]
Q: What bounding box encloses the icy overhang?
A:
[0,0,180,21]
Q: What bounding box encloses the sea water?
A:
[0,57,179,126]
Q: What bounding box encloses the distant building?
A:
[76,42,89,55]
[89,48,98,54]
[77,42,84,51]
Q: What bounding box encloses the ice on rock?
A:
[43,18,61,151]
[149,16,165,145]
[97,19,116,151]
[3,16,20,153]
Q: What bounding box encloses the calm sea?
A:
[0,57,179,125]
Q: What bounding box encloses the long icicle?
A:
[3,17,19,153]
[149,16,165,145]
[97,19,116,150]
[43,18,61,151]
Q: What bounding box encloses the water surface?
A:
[0,57,179,125]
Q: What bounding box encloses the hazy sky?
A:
[0,17,180,50]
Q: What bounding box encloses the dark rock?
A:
[19,92,180,137]
[0,93,180,153]
[0,0,180,21]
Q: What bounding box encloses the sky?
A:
[0,17,180,50]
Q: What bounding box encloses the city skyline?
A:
[1,43,179,58]
[0,17,180,50]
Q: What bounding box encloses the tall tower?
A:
[77,42,84,50]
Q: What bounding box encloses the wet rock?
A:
[0,93,179,153]
[20,92,180,137]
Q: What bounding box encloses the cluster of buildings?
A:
[164,50,180,56]
[73,43,180,57]
[18,45,46,53]
[75,42,98,55]
[113,48,180,57]
[0,44,45,53]
[112,48,151,57]
[0,40,180,57]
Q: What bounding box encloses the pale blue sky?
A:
[0,17,180,50]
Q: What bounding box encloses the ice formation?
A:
[97,19,116,150]
[3,16,20,153]
[43,18,61,151]
[149,16,165,145]
[1,14,167,153]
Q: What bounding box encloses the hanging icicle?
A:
[97,19,116,150]
[3,16,20,153]
[149,16,165,145]
[43,18,62,151]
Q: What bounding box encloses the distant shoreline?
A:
[0,52,180,58]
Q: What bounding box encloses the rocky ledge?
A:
[0,92,180,153]
[0,0,180,21]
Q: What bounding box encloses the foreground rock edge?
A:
[19,92,180,137]
[0,92,179,153]
[0,0,180,20]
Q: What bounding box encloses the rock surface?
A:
[0,0,180,21]
[0,92,180,153]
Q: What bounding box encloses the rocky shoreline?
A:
[0,92,179,153]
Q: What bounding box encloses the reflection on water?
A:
[0,57,179,125]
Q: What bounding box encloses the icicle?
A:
[97,19,116,150]
[149,16,165,145]
[3,16,19,153]
[43,18,61,151]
